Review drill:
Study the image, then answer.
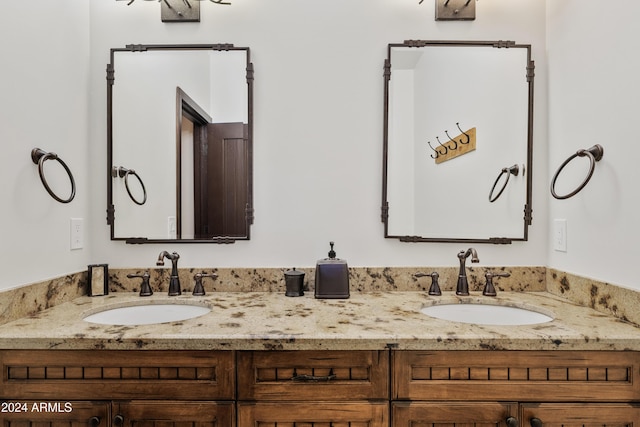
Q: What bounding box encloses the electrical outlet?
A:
[553,219,567,252]
[70,218,84,250]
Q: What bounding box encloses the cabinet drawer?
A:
[393,402,517,426]
[393,350,640,402]
[237,350,389,400]
[521,403,640,425]
[114,401,234,427]
[0,350,235,400]
[238,402,388,427]
[0,401,110,427]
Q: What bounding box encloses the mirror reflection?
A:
[107,44,253,243]
[382,40,534,243]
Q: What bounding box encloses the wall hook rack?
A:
[31,148,76,204]
[428,124,477,164]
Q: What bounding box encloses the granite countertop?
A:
[0,290,638,351]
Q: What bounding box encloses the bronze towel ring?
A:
[31,148,76,204]
[489,164,519,203]
[550,144,604,200]
[112,166,147,205]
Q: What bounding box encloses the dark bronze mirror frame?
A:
[106,43,254,244]
[381,40,534,244]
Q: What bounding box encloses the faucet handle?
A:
[193,272,218,296]
[127,271,153,297]
[483,271,510,296]
[415,272,441,296]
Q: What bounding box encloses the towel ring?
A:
[489,164,519,203]
[550,144,604,200]
[31,148,76,204]
[112,166,147,205]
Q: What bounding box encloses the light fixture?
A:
[419,0,476,21]
[117,0,231,23]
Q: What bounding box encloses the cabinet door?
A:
[393,402,518,427]
[238,402,388,427]
[0,401,109,427]
[113,401,234,427]
[522,403,640,426]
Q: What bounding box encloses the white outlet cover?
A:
[553,219,567,252]
[70,218,84,250]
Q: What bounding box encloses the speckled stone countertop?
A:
[0,290,638,351]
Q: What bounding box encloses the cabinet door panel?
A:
[0,350,235,400]
[238,402,388,427]
[114,401,234,427]
[0,401,109,427]
[238,350,388,400]
[522,403,640,426]
[393,402,517,427]
[393,351,640,402]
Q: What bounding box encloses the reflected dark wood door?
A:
[194,122,249,238]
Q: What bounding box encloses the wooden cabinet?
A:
[393,401,518,427]
[0,401,109,427]
[392,350,640,427]
[0,401,234,427]
[1,349,639,427]
[237,350,389,427]
[0,350,235,400]
[521,403,640,426]
[114,401,234,427]
[0,350,235,427]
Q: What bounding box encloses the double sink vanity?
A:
[1,265,640,426]
[1,35,637,427]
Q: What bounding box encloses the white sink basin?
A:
[420,303,553,326]
[83,303,211,325]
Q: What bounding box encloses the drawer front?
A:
[0,350,235,400]
[393,402,518,427]
[0,401,110,427]
[238,402,388,427]
[393,351,640,402]
[237,350,389,400]
[114,401,234,427]
[521,403,640,425]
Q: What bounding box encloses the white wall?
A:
[547,1,640,289]
[88,0,548,272]
[2,0,549,290]
[0,1,91,289]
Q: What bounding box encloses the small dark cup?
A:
[285,268,305,297]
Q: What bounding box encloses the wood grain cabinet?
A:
[393,350,640,426]
[2,348,640,427]
[0,401,109,427]
[0,350,235,427]
[237,350,389,427]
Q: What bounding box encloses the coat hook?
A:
[444,130,458,151]
[435,136,449,155]
[427,141,442,159]
[456,122,470,144]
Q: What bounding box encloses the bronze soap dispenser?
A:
[314,242,350,299]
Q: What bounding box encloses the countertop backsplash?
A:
[1,265,637,327]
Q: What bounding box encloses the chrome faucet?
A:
[156,251,181,296]
[456,248,479,296]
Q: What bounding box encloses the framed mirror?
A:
[107,44,253,243]
[382,40,534,244]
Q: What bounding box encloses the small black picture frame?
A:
[88,264,109,296]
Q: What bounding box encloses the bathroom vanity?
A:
[1,348,639,426]
[1,283,640,426]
